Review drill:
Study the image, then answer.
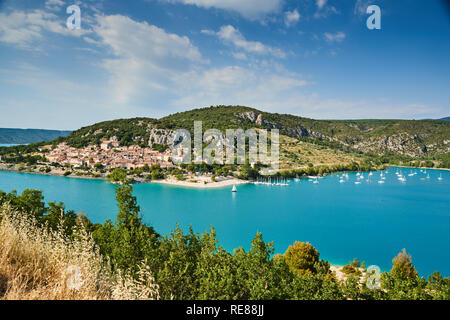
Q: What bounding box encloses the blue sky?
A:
[0,0,449,130]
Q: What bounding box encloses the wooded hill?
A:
[59,105,450,158]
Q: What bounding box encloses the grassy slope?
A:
[279,134,364,169]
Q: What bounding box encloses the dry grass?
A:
[279,134,364,169]
[0,204,159,300]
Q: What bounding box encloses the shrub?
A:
[283,241,320,274]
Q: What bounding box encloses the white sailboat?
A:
[438,173,443,181]
[231,185,237,192]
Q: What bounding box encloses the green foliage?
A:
[237,164,259,180]
[391,248,418,280]
[283,241,320,275]
[288,273,343,300]
[151,170,165,180]
[341,264,362,277]
[152,143,169,153]
[427,271,450,300]
[0,153,46,165]
[41,201,77,234]
[93,183,158,274]
[62,118,160,148]
[350,258,361,268]
[341,275,362,300]
[175,174,186,181]
[108,168,127,183]
[0,189,77,235]
[0,189,45,219]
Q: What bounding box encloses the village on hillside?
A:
[40,136,177,170]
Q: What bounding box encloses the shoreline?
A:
[391,165,450,171]
[0,167,107,181]
[0,167,249,189]
[1,163,448,189]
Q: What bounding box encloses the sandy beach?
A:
[151,177,249,189]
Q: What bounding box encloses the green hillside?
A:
[160,106,450,157]
[3,106,450,159]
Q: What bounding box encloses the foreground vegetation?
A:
[0,203,159,299]
[0,185,449,300]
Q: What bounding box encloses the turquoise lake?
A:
[0,167,449,276]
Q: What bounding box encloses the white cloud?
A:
[232,52,248,60]
[324,31,346,42]
[354,0,376,16]
[95,15,203,63]
[0,9,87,49]
[171,63,310,111]
[159,0,283,19]
[45,0,66,11]
[204,25,286,58]
[88,15,310,115]
[291,98,444,120]
[314,0,339,18]
[91,14,205,103]
[316,0,327,10]
[284,9,300,27]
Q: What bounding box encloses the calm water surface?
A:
[0,167,449,276]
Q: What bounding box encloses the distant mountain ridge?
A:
[0,128,71,144]
[439,117,450,121]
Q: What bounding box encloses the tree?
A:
[42,201,77,235]
[237,164,258,180]
[283,241,320,275]
[380,249,430,300]
[94,163,104,170]
[109,167,127,183]
[156,225,202,299]
[93,183,158,274]
[151,170,164,180]
[0,189,46,219]
[427,271,450,300]
[391,248,418,280]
